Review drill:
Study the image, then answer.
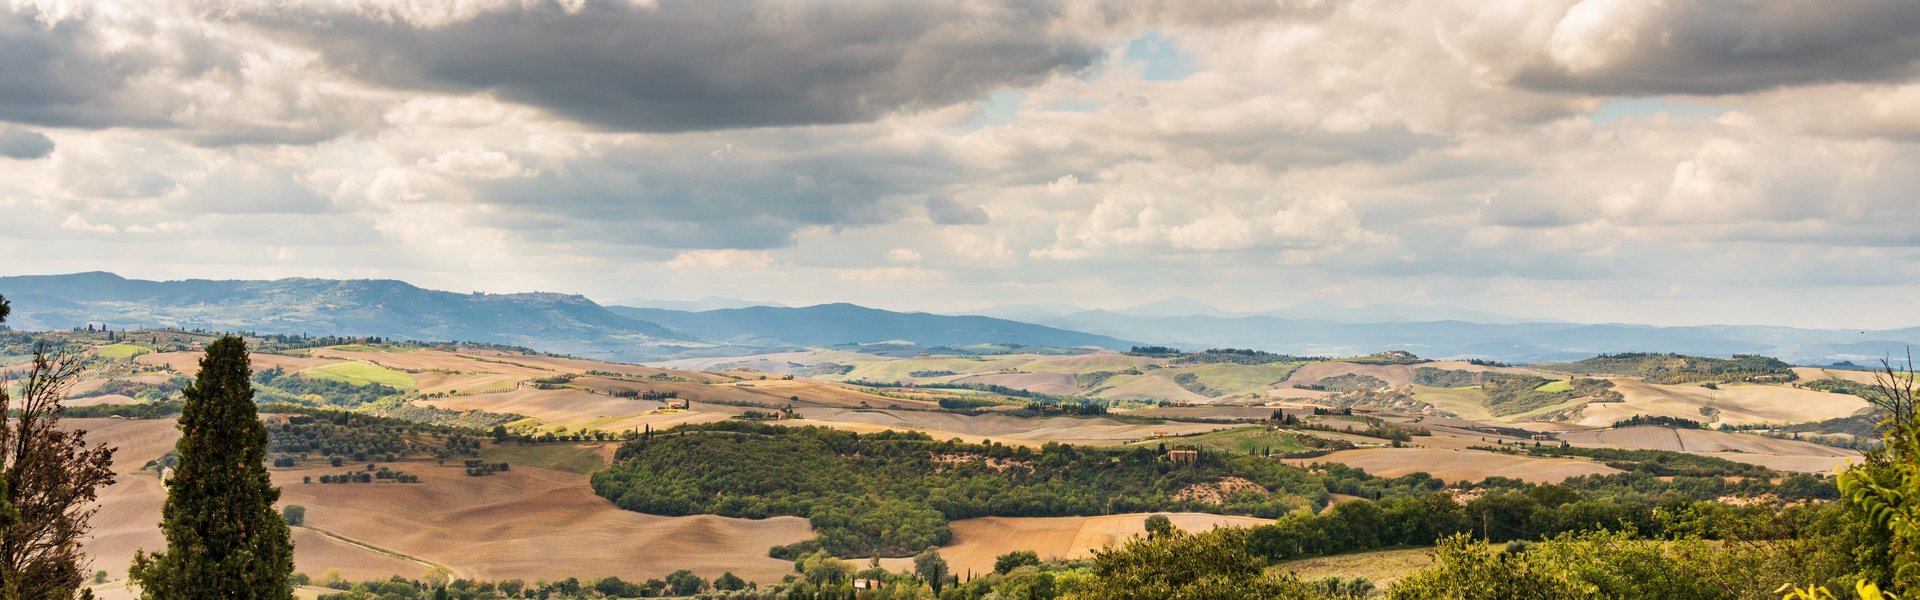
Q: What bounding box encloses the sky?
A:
[1,0,1918,329]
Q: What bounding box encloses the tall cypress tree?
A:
[129,336,293,598]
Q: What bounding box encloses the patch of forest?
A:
[1295,373,1388,392]
[1482,375,1619,416]
[589,422,1442,558]
[1546,352,1796,384]
[252,367,404,408]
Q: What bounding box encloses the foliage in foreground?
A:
[1832,363,1919,593]
[1068,526,1335,600]
[130,336,294,599]
[1388,530,1843,600]
[0,300,119,599]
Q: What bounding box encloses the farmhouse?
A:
[1167,449,1199,464]
[665,398,690,410]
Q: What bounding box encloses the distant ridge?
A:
[608,303,1131,350]
[5,272,1915,364]
[610,296,787,312]
[1029,311,1920,364]
[0,272,683,359]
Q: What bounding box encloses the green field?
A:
[1534,380,1573,393]
[93,343,151,360]
[1172,363,1304,397]
[1132,426,1316,455]
[1410,385,1497,421]
[480,443,608,475]
[298,362,417,389]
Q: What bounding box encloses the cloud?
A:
[0,4,377,145]
[925,196,990,225]
[666,249,773,270]
[0,6,175,129]
[0,125,53,159]
[1512,0,1920,95]
[244,0,1107,132]
[1,0,1918,329]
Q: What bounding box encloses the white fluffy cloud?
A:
[1,0,1917,327]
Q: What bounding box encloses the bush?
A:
[994,550,1040,574]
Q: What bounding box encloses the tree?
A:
[913,547,950,594]
[129,336,295,598]
[0,295,9,324]
[1071,527,1331,600]
[1833,356,1920,593]
[0,343,117,598]
[713,571,747,591]
[664,569,706,596]
[1144,514,1176,540]
[994,550,1040,574]
[421,565,451,587]
[282,505,305,527]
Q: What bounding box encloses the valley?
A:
[21,325,1879,595]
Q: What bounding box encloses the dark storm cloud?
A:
[1516,1,1920,95]
[0,6,368,146]
[0,125,53,159]
[244,0,1106,133]
[462,133,964,249]
[0,8,173,129]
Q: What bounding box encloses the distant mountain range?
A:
[1023,310,1920,364]
[607,304,1128,350]
[0,273,1127,361]
[609,296,787,312]
[975,297,1561,325]
[0,272,683,359]
[2,272,1914,364]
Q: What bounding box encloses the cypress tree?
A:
[129,336,293,598]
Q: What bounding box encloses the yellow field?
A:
[1556,426,1859,473]
[75,418,815,587]
[876,513,1273,576]
[1580,379,1868,427]
[1276,547,1435,587]
[1290,447,1622,484]
[299,362,418,390]
[92,344,151,360]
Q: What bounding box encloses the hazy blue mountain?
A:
[967,302,1090,322]
[7,272,1912,365]
[1035,310,1920,364]
[1114,296,1238,318]
[609,296,787,311]
[1108,298,1552,324]
[1259,300,1557,325]
[609,303,1132,350]
[0,272,686,360]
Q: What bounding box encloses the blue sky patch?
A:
[1591,97,1727,124]
[1124,31,1197,81]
